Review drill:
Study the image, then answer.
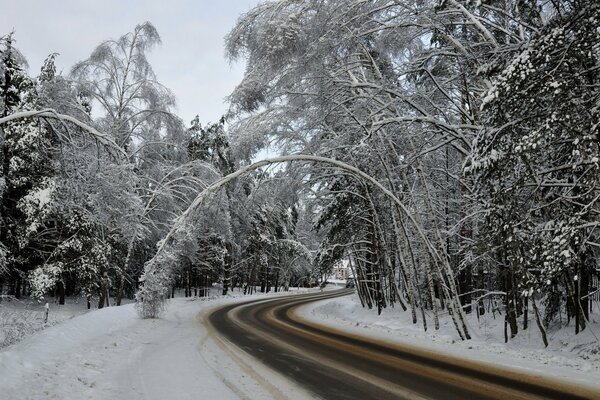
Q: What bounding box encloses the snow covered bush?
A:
[135,261,171,319]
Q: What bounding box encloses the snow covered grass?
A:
[297,292,600,390]
[0,287,315,400]
[0,295,135,349]
[0,296,85,348]
[0,307,46,348]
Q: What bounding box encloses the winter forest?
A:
[1,0,600,348]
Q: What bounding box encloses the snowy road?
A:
[209,289,600,400]
[2,290,598,400]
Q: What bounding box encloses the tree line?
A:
[2,1,600,346]
[215,0,599,344]
[0,23,313,313]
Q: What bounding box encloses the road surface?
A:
[208,289,599,400]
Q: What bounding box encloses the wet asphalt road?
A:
[208,289,599,400]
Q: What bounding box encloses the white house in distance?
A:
[331,259,351,280]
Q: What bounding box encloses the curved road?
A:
[208,289,598,400]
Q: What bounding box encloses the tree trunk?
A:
[56,279,65,305]
[186,265,192,298]
[564,270,585,333]
[116,239,135,306]
[532,295,548,347]
[438,279,446,311]
[502,266,518,338]
[459,264,472,314]
[223,242,232,295]
[265,269,270,293]
[523,295,528,330]
[580,250,593,321]
[260,264,267,293]
[14,276,21,300]
[478,266,485,316]
[426,264,438,330]
[98,286,106,309]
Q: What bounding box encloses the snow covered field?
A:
[297,291,600,391]
[0,289,314,400]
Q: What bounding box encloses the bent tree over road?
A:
[208,290,599,400]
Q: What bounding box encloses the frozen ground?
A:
[297,290,600,390]
[0,295,133,348]
[2,286,598,399]
[0,288,314,400]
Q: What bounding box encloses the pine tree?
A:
[468,3,600,338]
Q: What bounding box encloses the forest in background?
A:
[1,0,599,346]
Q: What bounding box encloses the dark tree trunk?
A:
[56,280,65,305]
[458,264,472,314]
[477,266,485,316]
[223,242,232,295]
[367,213,383,314]
[186,266,191,298]
[532,296,548,347]
[580,249,593,321]
[260,265,267,293]
[523,296,528,330]
[437,279,446,310]
[116,276,124,306]
[575,268,580,335]
[98,287,106,309]
[14,276,21,299]
[501,266,518,338]
[564,270,585,333]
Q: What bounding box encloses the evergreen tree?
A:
[468,3,600,338]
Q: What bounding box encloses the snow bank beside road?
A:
[0,296,106,348]
[0,291,313,400]
[296,293,600,390]
[0,303,139,388]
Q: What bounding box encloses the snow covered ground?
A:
[2,287,598,399]
[0,289,314,400]
[297,290,600,391]
[0,295,133,349]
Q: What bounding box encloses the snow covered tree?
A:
[70,22,194,305]
[188,116,233,176]
[223,0,599,341]
[467,2,600,339]
[0,36,60,299]
[225,0,479,338]
[71,22,176,153]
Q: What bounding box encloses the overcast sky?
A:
[0,0,261,125]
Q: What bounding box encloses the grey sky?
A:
[0,0,260,126]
